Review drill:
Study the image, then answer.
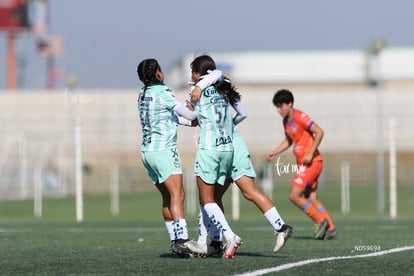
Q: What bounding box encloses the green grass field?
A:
[1,185,414,275]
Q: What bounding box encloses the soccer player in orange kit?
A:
[266,89,337,240]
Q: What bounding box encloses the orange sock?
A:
[318,207,335,230]
[301,201,323,223]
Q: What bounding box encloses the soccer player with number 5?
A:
[137,58,204,257]
[189,55,243,259]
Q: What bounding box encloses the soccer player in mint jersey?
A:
[191,71,293,255]
[189,55,242,259]
[137,58,204,258]
[266,89,337,240]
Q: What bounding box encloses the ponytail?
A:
[137,58,163,100]
[214,78,241,105]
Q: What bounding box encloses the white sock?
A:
[197,205,209,245]
[209,220,222,242]
[165,221,175,241]
[203,203,235,241]
[264,206,285,232]
[174,219,188,240]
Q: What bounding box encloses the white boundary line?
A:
[236,245,414,276]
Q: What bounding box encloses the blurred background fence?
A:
[0,88,413,208]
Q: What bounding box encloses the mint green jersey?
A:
[194,86,234,151]
[138,84,179,151]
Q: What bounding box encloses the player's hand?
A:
[266,152,275,162]
[191,119,199,127]
[191,86,202,102]
[302,153,313,165]
[185,100,194,111]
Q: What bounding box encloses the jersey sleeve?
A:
[232,101,247,125]
[173,102,197,121]
[160,86,180,109]
[192,70,223,91]
[298,110,314,130]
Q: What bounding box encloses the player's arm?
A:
[266,135,292,162]
[190,70,223,102]
[302,122,324,165]
[173,103,198,126]
[232,101,247,125]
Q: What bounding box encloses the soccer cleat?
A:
[273,224,294,253]
[324,229,338,240]
[314,219,329,239]
[170,240,175,252]
[222,235,243,259]
[171,239,206,258]
[206,241,223,257]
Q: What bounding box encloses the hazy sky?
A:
[0,0,413,90]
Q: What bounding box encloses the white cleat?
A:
[222,235,243,259]
[171,239,206,258]
[273,224,294,253]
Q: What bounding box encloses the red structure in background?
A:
[1,0,61,91]
[0,0,30,30]
[0,0,31,91]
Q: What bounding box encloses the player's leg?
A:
[195,149,242,258]
[289,185,323,223]
[236,175,273,212]
[197,176,242,259]
[232,135,293,252]
[308,189,337,239]
[155,183,176,245]
[195,179,229,257]
[157,149,204,257]
[235,177,293,253]
[196,204,209,249]
[142,151,179,250]
[163,174,187,239]
[214,178,231,211]
[232,135,287,231]
[204,178,231,256]
[305,161,336,239]
[163,174,204,257]
[290,161,327,222]
[289,183,328,239]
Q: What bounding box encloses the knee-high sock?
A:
[264,206,285,232]
[318,207,335,230]
[197,204,222,243]
[203,202,236,241]
[165,221,175,241]
[302,200,324,223]
[209,221,222,242]
[173,218,188,240]
[197,205,209,245]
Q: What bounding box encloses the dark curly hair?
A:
[137,58,163,100]
[191,54,241,105]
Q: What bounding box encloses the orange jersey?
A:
[283,109,323,165]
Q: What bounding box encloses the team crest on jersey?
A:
[143,136,151,145]
[203,86,215,97]
[292,124,297,132]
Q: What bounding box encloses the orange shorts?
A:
[292,161,323,190]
